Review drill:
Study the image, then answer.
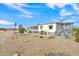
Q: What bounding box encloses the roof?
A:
[39,21,73,25]
[28,21,73,27]
[56,22,73,24]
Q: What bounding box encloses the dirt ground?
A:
[0,32,79,56]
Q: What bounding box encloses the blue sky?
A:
[0,3,79,28]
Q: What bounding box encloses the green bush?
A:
[75,32,79,42]
[28,30,32,33]
[73,27,79,42]
[18,25,26,33]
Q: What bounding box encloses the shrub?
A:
[75,32,79,42]
[73,27,79,42]
[48,36,55,39]
[40,36,43,38]
[28,30,32,33]
[18,25,26,34]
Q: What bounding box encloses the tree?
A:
[18,25,26,34]
[73,27,79,42]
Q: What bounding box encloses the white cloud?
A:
[22,4,41,8]
[71,4,79,15]
[46,3,79,10]
[3,3,42,19]
[17,14,33,18]
[56,3,69,8]
[46,3,73,17]
[59,3,79,17]
[25,15,33,18]
[46,3,79,16]
[3,3,32,15]
[63,19,76,22]
[46,3,69,9]
[16,3,26,7]
[60,8,72,16]
[71,4,79,11]
[0,20,14,25]
[46,3,56,9]
[3,3,41,15]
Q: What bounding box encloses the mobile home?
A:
[28,21,73,36]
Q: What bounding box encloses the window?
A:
[32,26,38,30]
[49,25,53,29]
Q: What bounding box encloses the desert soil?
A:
[0,31,79,56]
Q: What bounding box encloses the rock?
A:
[44,52,65,56]
[24,40,29,42]
[13,53,18,56]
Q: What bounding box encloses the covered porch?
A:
[55,22,73,38]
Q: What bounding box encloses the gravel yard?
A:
[0,31,13,45]
[0,32,79,56]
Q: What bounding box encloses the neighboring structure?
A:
[28,21,73,36]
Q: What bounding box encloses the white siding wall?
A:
[38,23,57,33]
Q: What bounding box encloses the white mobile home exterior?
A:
[28,22,73,36]
[39,23,56,34]
[28,23,57,34]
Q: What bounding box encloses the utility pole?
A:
[13,22,17,40]
[14,22,17,34]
